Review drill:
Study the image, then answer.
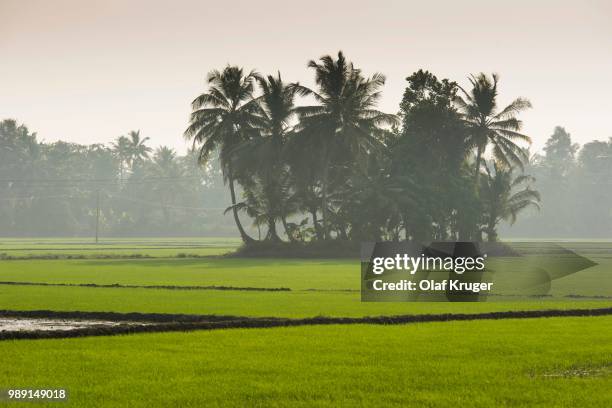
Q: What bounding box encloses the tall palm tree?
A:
[455,73,532,182]
[111,135,131,181]
[184,66,262,244]
[291,51,398,239]
[479,161,540,242]
[233,73,299,241]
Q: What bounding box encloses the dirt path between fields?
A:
[0,281,289,291]
[1,307,611,341]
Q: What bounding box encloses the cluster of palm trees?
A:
[186,51,540,243]
[111,130,152,181]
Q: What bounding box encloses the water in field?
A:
[0,318,148,332]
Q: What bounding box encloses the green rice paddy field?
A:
[0,238,610,407]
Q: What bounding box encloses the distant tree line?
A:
[501,126,612,238]
[0,120,234,236]
[2,51,610,240]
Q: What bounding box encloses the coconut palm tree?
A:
[111,135,131,181]
[126,130,152,169]
[233,73,298,241]
[290,51,398,239]
[152,146,177,169]
[455,73,532,182]
[479,160,541,242]
[184,66,263,243]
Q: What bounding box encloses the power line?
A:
[0,194,226,211]
[110,194,226,211]
[0,175,203,183]
[0,192,226,211]
[0,194,81,201]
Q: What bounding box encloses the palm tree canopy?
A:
[481,161,540,225]
[291,51,398,164]
[111,136,130,159]
[455,73,532,170]
[231,72,299,176]
[184,65,264,174]
[126,130,152,164]
[257,72,297,143]
[153,146,177,170]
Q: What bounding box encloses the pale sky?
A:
[1,0,611,154]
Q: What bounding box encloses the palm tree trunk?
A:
[320,153,330,240]
[471,144,485,241]
[486,211,498,242]
[338,225,348,240]
[487,224,498,242]
[281,216,295,242]
[474,144,483,184]
[228,172,254,244]
[311,208,322,240]
[266,217,281,242]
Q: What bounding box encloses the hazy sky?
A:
[2,0,611,154]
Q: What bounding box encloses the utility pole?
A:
[95,190,100,244]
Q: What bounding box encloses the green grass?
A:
[0,237,240,258]
[1,238,610,407]
[0,258,356,290]
[1,284,608,318]
[1,316,610,407]
[0,254,609,317]
[0,256,610,295]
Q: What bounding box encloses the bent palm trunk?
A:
[228,174,255,244]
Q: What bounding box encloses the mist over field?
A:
[1,108,610,240]
[1,0,610,241]
[1,3,611,407]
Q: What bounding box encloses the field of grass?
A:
[0,238,610,407]
[0,256,609,293]
[0,258,355,290]
[2,284,609,318]
[2,316,610,407]
[0,237,240,258]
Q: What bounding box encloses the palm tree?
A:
[242,73,300,240]
[153,146,177,169]
[455,73,532,182]
[291,51,398,239]
[111,135,131,181]
[126,130,152,169]
[184,66,263,244]
[111,131,151,180]
[238,73,299,241]
[479,161,541,242]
